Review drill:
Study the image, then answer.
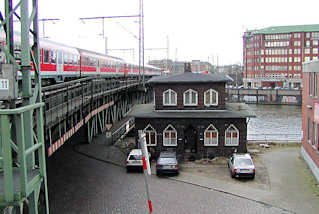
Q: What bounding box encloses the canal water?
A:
[247,104,302,142]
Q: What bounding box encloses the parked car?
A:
[156,152,179,176]
[227,153,255,179]
[126,149,151,172]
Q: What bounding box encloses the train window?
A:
[57,51,62,64]
[68,54,73,65]
[74,55,78,65]
[51,50,56,64]
[85,57,89,66]
[64,53,68,65]
[40,49,42,63]
[44,49,50,64]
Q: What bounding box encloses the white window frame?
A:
[204,124,218,146]
[143,124,157,146]
[163,89,177,106]
[204,89,218,106]
[163,125,177,146]
[183,89,198,106]
[225,124,239,146]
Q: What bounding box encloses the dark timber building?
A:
[130,65,255,160]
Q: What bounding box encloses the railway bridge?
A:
[0,74,153,213]
[42,76,151,156]
[0,0,154,213]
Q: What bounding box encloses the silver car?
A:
[228,153,255,179]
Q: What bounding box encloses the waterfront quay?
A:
[226,88,302,105]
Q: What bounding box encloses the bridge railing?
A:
[248,133,302,143]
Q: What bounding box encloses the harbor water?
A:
[247,104,302,142]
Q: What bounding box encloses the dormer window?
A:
[163,89,177,106]
[204,89,218,106]
[183,89,198,106]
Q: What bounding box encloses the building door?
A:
[184,125,197,153]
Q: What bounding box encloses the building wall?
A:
[154,82,226,111]
[302,61,319,183]
[135,117,247,160]
[243,28,319,88]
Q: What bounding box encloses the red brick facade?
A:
[243,25,319,89]
[302,60,319,183]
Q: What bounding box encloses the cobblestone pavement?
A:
[47,142,292,214]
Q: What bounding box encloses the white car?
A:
[126,149,151,172]
[228,153,255,179]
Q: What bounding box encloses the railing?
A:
[248,133,302,143]
[112,117,135,144]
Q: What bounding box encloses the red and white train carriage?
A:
[0,29,161,84]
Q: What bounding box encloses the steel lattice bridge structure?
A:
[0,0,152,213]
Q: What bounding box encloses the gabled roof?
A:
[147,72,233,84]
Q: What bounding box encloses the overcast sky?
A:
[2,0,319,65]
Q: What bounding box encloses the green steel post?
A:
[0,115,14,202]
[21,0,35,168]
[0,0,50,213]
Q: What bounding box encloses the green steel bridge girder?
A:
[1,0,49,213]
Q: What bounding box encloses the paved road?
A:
[47,143,291,214]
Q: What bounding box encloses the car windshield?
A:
[129,155,142,160]
[235,158,253,166]
[158,157,177,164]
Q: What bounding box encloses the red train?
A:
[0,30,162,84]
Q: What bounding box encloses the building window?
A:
[306,41,310,47]
[309,73,313,96]
[306,33,310,38]
[313,48,318,54]
[294,33,300,38]
[204,125,218,146]
[313,122,317,147]
[315,73,318,97]
[308,118,312,144]
[294,57,300,62]
[313,40,318,46]
[225,125,239,146]
[305,48,310,54]
[163,89,177,106]
[305,57,310,62]
[144,125,157,146]
[204,89,218,106]
[183,89,198,106]
[294,41,301,46]
[163,125,177,146]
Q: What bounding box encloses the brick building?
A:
[149,59,212,74]
[130,65,255,160]
[243,24,319,89]
[302,60,319,183]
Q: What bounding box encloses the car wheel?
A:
[126,167,130,173]
[251,174,255,179]
[156,171,161,177]
[230,170,235,178]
